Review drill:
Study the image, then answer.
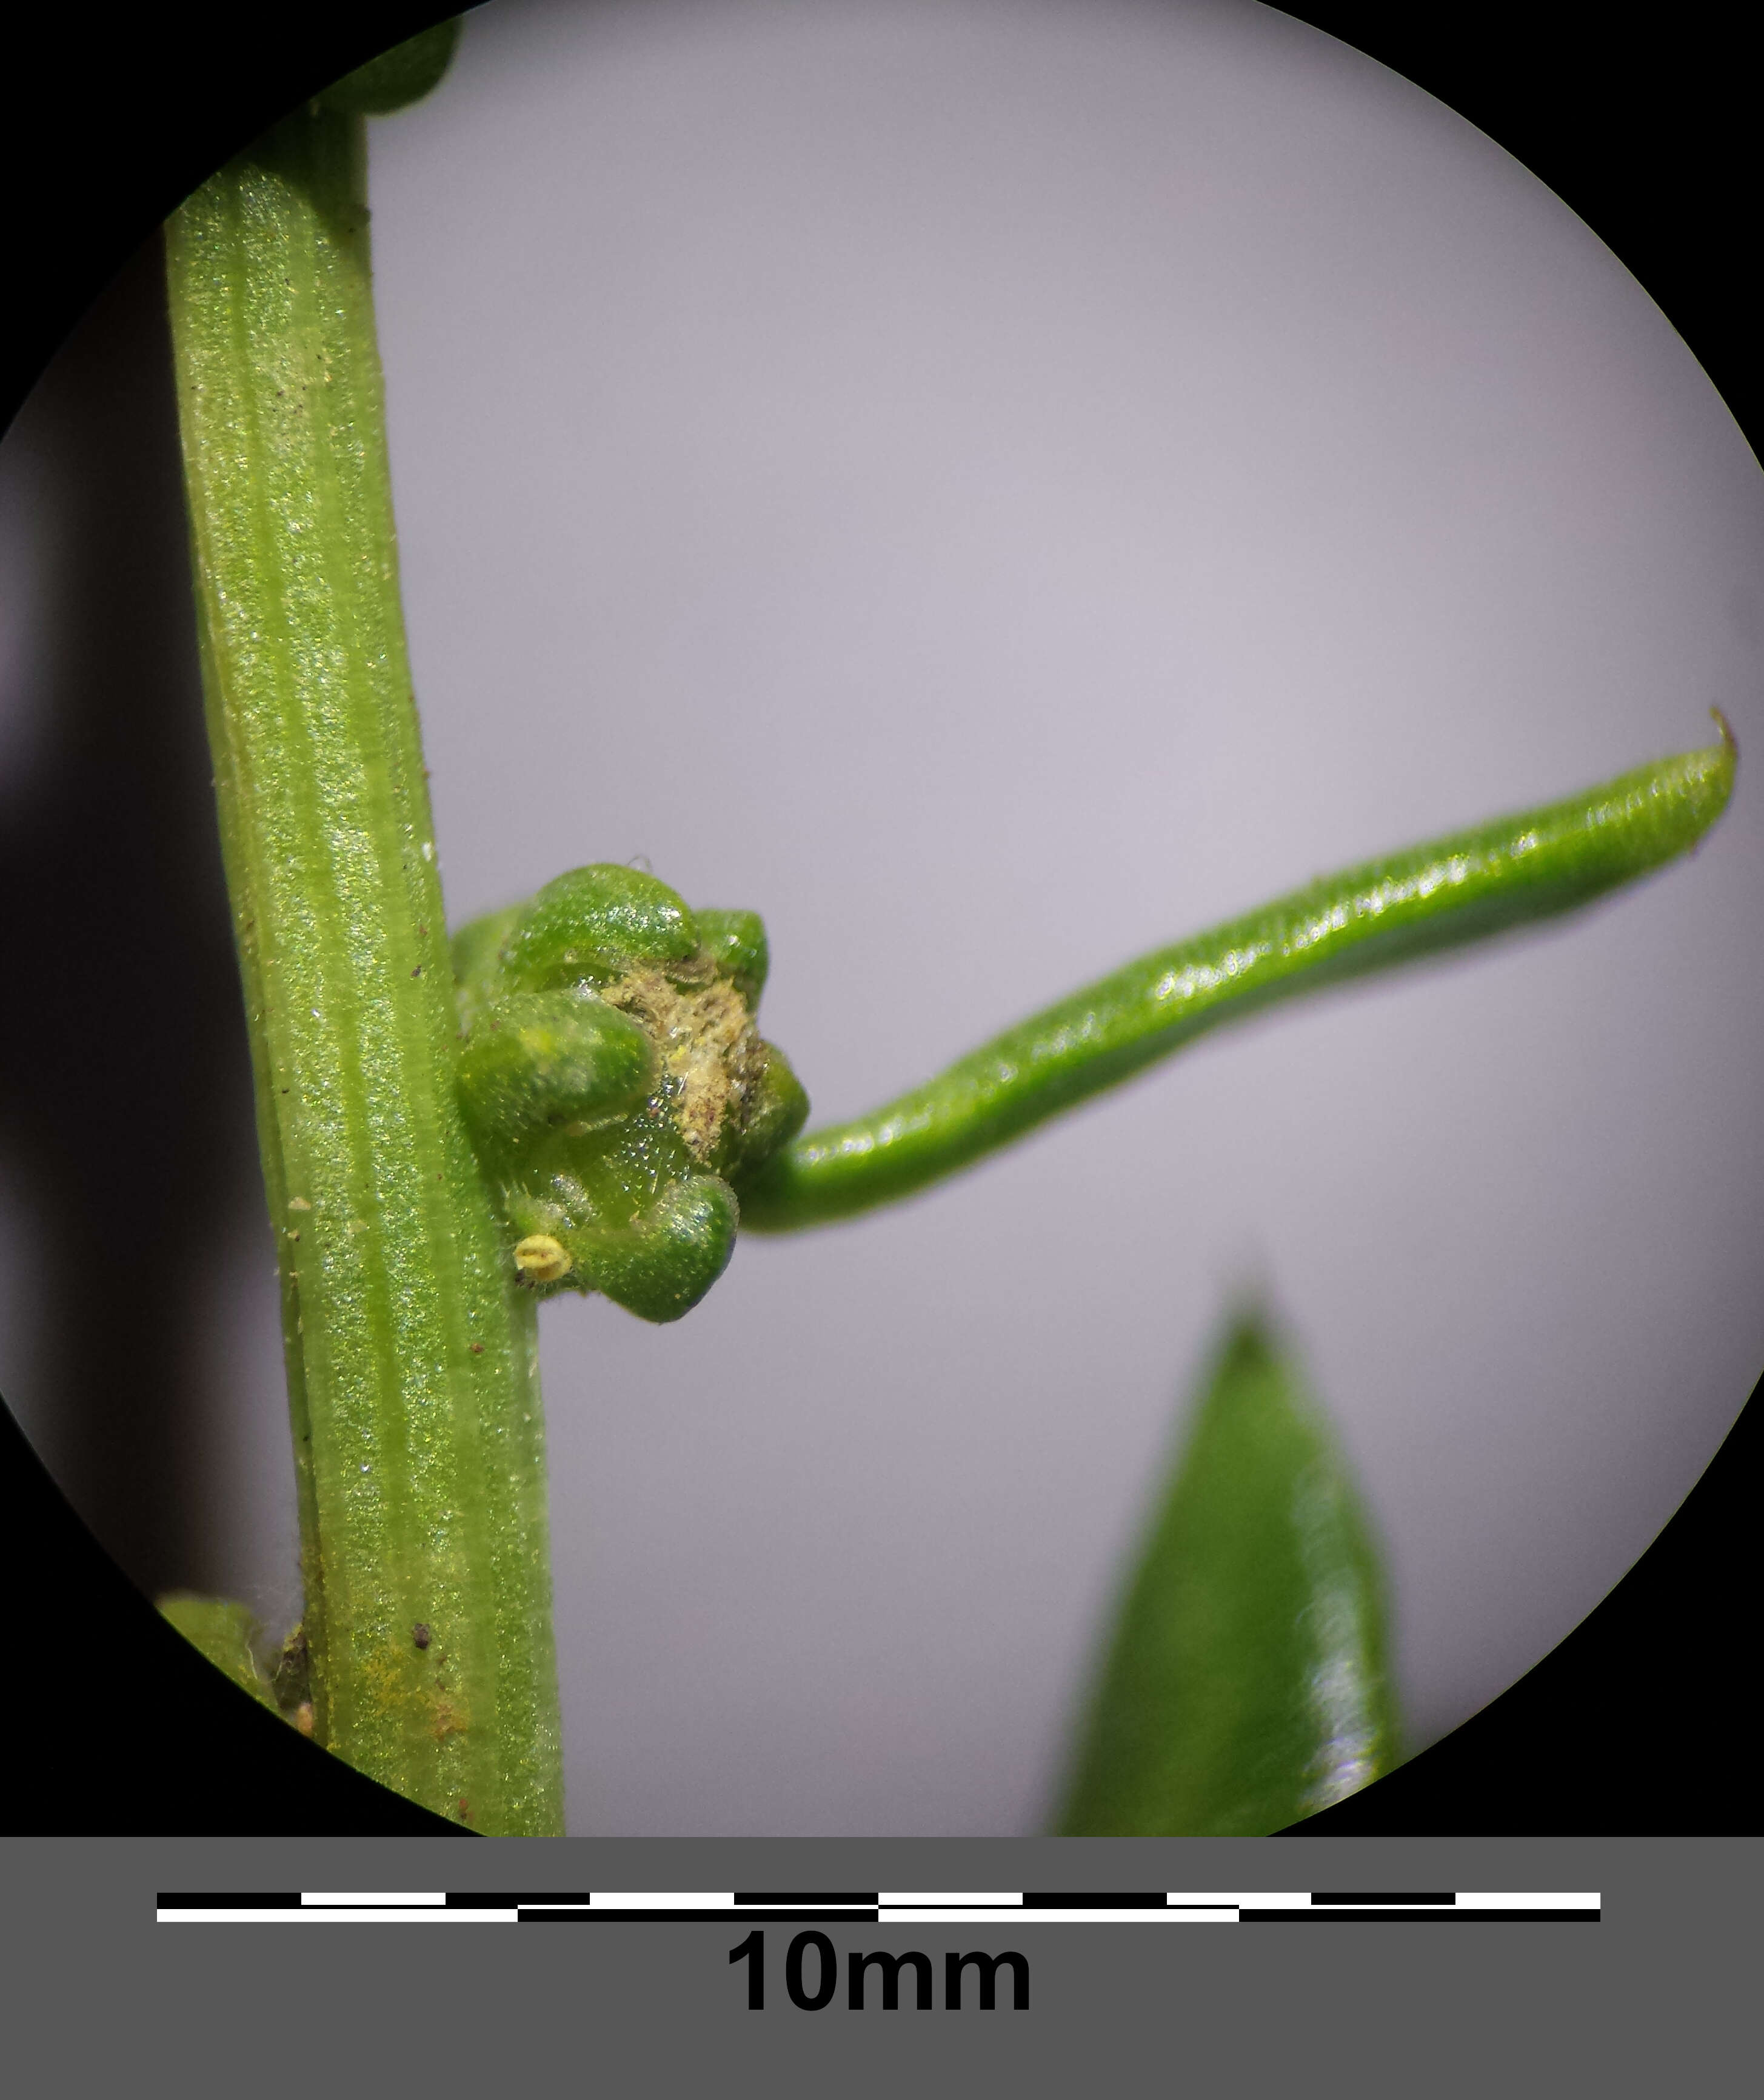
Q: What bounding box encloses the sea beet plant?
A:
[158,27,1735,1832]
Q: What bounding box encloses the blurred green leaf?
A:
[157,1593,279,1713]
[315,21,463,115]
[1057,1307,1401,1833]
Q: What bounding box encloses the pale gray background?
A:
[4,0,1762,1833]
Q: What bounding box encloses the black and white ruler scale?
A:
[158,1888,1600,1925]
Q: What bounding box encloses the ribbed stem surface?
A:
[167,107,562,1833]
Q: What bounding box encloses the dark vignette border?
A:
[1,0,1757,1835]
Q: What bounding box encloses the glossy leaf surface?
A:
[1058,1310,1399,1835]
[744,726,1734,1228]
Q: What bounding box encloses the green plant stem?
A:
[741,727,1735,1228]
[166,106,562,1832]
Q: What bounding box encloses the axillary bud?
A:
[452,865,807,1324]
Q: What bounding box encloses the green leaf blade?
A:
[742,724,1736,1228]
[1058,1310,1400,1835]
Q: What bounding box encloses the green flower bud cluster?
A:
[451,866,809,1323]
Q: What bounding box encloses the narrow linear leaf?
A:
[740,723,1734,1227]
[1057,1308,1399,1835]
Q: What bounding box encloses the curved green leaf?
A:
[1057,1309,1400,1834]
[743,725,1735,1228]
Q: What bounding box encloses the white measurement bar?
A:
[302,1891,446,1906]
[882,1908,1229,1926]
[880,1893,1025,1907]
[583,1892,741,1908]
[1453,1892,1602,1910]
[156,1888,1600,1924]
[162,1905,520,1924]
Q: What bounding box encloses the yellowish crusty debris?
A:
[602,966,766,1162]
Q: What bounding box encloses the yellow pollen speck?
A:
[514,1233,572,1284]
[289,1197,312,1211]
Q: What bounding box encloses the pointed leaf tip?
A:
[1057,1308,1401,1835]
